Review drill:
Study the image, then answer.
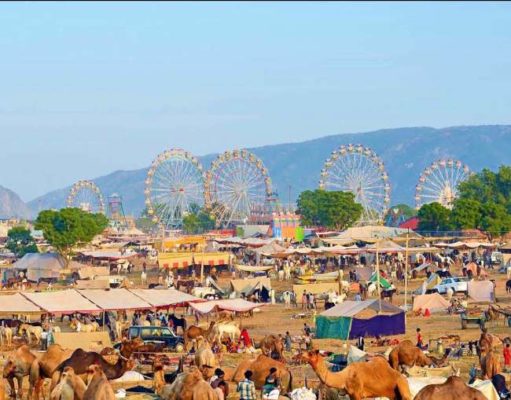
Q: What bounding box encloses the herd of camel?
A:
[0,319,500,400]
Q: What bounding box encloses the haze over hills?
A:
[16,124,511,219]
[0,185,32,219]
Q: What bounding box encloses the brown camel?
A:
[30,343,74,395]
[50,366,87,400]
[232,354,293,393]
[160,367,218,400]
[480,349,500,379]
[2,345,39,399]
[194,337,218,379]
[389,340,448,372]
[54,348,134,384]
[259,334,285,361]
[414,376,486,400]
[83,365,115,400]
[300,350,412,400]
[184,321,215,350]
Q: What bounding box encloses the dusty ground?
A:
[2,263,510,398]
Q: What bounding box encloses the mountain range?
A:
[2,124,511,219]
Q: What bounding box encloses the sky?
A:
[1,2,511,201]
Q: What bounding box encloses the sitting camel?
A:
[232,354,293,393]
[84,365,115,400]
[259,334,285,361]
[160,366,218,400]
[50,366,87,400]
[194,337,219,379]
[415,376,486,400]
[389,340,448,373]
[2,345,39,399]
[300,350,412,400]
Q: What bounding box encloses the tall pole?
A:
[404,230,410,327]
[288,184,292,211]
[376,240,381,312]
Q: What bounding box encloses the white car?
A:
[433,277,469,294]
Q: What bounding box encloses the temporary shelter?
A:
[78,289,152,311]
[468,280,495,303]
[13,253,65,281]
[234,264,273,273]
[22,290,101,314]
[129,288,201,307]
[368,273,392,289]
[412,293,450,313]
[315,299,405,340]
[230,277,271,300]
[0,293,42,314]
[189,298,262,315]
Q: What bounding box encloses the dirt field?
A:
[1,264,509,398]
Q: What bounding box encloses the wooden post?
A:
[376,240,381,312]
[404,231,410,326]
[200,245,205,284]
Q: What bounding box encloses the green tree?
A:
[296,189,363,229]
[479,202,511,239]
[6,226,38,258]
[417,202,453,233]
[450,198,482,229]
[384,204,417,226]
[35,208,109,258]
[182,205,216,234]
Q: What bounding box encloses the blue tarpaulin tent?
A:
[315,299,405,340]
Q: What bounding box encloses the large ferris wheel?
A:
[415,159,470,210]
[205,149,272,227]
[319,144,391,224]
[144,148,205,229]
[66,180,105,214]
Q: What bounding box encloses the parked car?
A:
[127,326,184,352]
[432,277,469,294]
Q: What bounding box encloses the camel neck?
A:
[310,357,345,389]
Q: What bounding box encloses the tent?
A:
[368,273,392,289]
[315,299,405,340]
[412,293,450,313]
[230,278,271,300]
[0,293,42,314]
[468,281,495,303]
[234,264,273,273]
[22,290,101,314]
[129,288,201,307]
[189,298,262,314]
[78,289,152,311]
[12,253,65,281]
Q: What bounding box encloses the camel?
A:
[389,340,449,372]
[20,323,43,345]
[30,344,74,394]
[0,326,13,348]
[2,345,39,399]
[160,367,218,400]
[414,376,486,400]
[212,321,240,341]
[232,354,293,393]
[50,366,87,400]
[480,349,500,379]
[259,334,285,361]
[194,337,218,379]
[300,350,412,400]
[83,365,115,400]
[184,321,215,350]
[0,376,5,400]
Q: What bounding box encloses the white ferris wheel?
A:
[66,180,105,214]
[415,159,470,210]
[205,149,272,227]
[144,148,205,229]
[319,144,391,224]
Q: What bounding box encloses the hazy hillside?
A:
[0,185,32,219]
[27,125,511,217]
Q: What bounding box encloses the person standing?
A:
[301,290,307,310]
[284,331,292,353]
[504,344,511,372]
[357,335,365,351]
[416,328,424,349]
[237,370,257,400]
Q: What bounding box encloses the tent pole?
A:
[376,240,381,313]
[404,231,410,327]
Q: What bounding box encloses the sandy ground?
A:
[2,263,510,398]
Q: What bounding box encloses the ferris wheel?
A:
[66,180,105,214]
[144,149,205,229]
[205,149,272,226]
[319,144,391,224]
[415,159,470,210]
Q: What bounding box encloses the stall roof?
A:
[189,298,263,314]
[78,289,152,311]
[22,290,101,314]
[78,250,136,260]
[13,253,65,271]
[230,277,271,294]
[129,288,201,307]
[0,293,42,314]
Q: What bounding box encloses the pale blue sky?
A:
[1,2,511,200]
